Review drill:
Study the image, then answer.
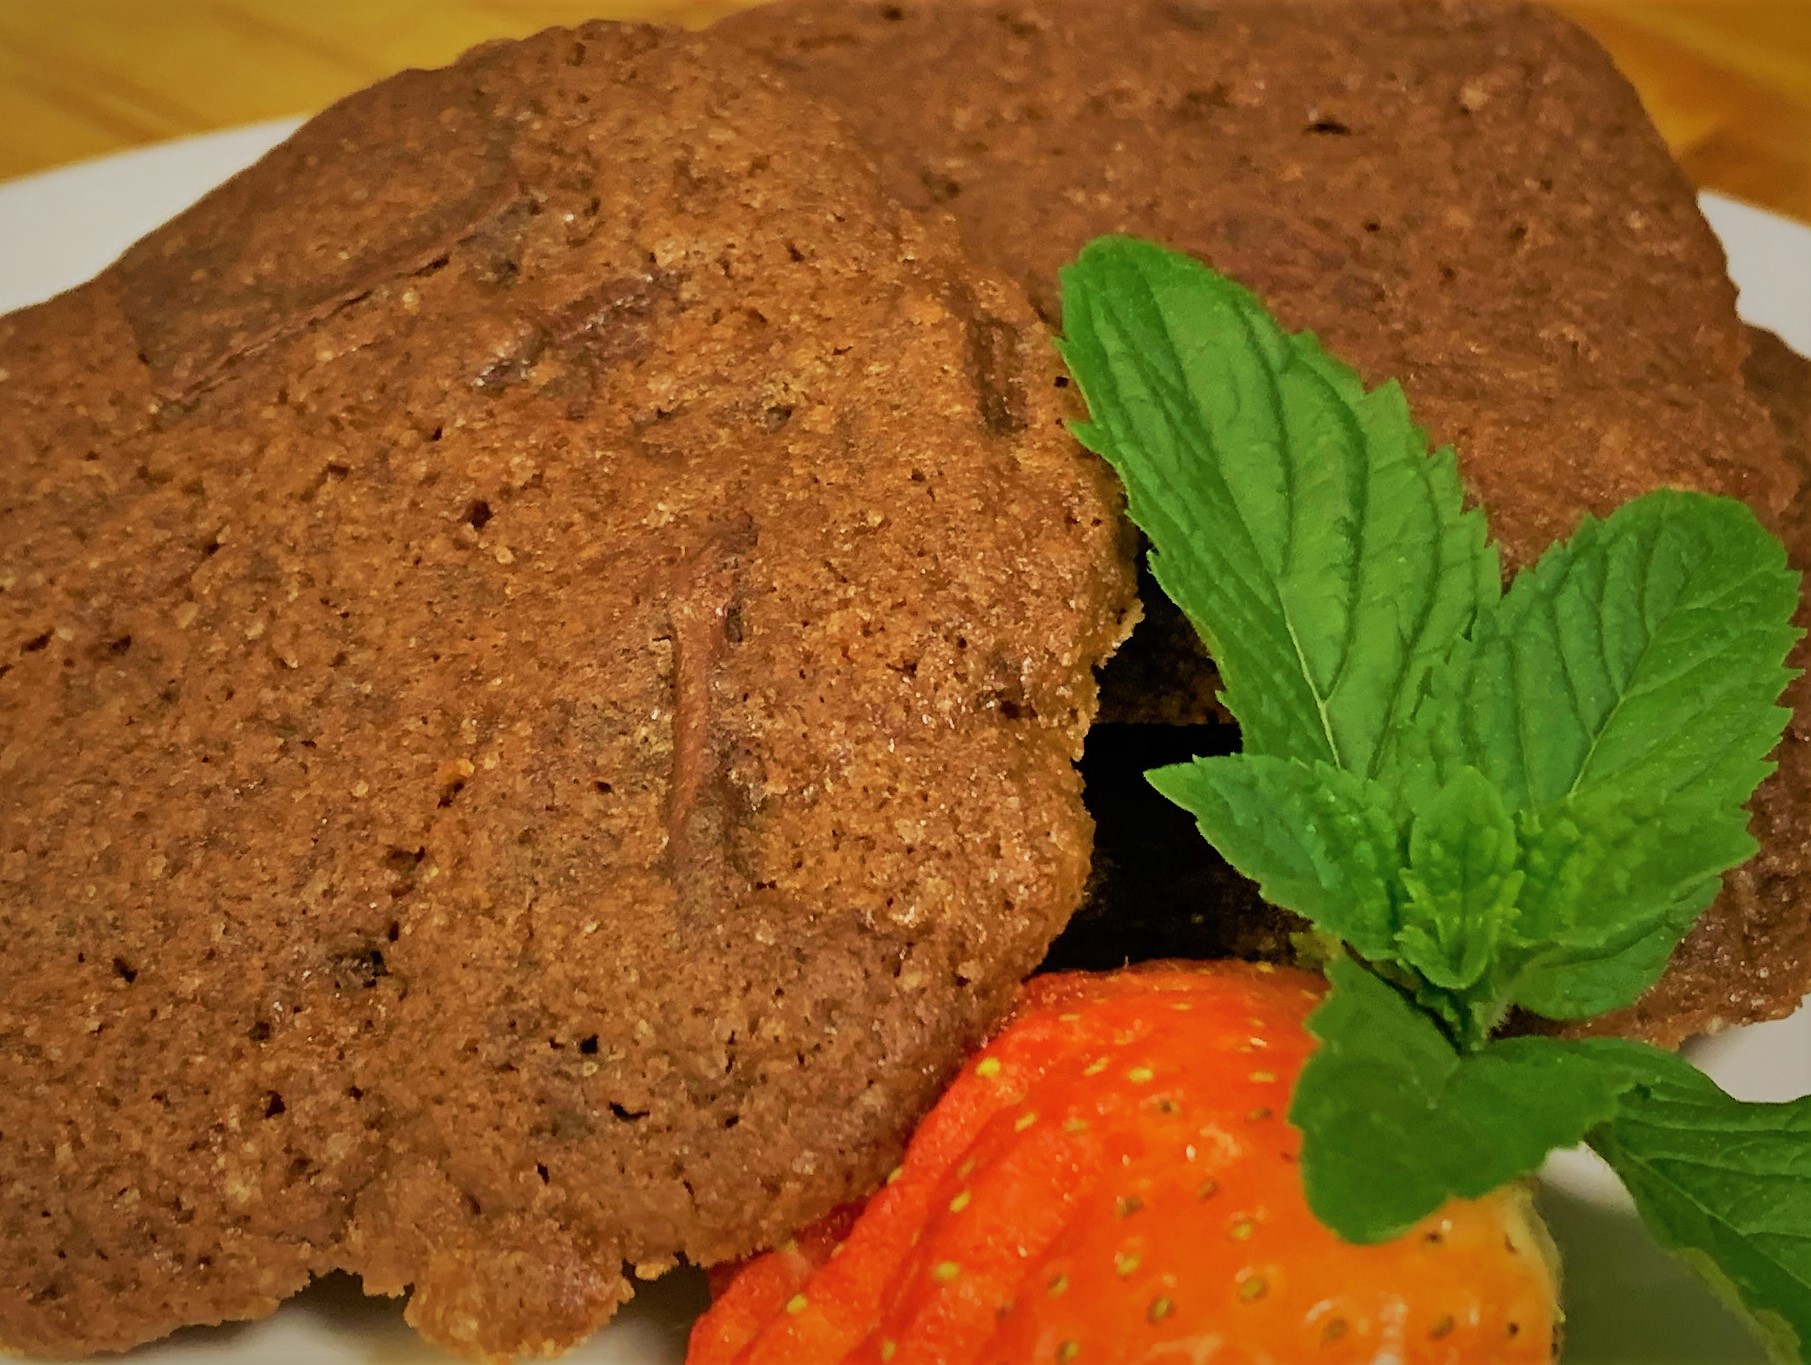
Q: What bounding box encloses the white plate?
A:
[2,124,1809,1365]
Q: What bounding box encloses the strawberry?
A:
[688,961,1558,1365]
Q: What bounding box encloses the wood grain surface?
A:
[0,0,1806,223]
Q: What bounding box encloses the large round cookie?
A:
[0,23,1133,1359]
[720,0,1811,1044]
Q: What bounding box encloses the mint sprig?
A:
[1060,236,1808,1361]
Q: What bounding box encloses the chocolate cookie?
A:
[1748,326,1811,491]
[0,23,1132,1359]
[722,0,1810,1043]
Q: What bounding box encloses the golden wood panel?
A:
[0,1,1807,224]
[1554,0,1811,218]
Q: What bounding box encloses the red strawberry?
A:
[688,961,1558,1365]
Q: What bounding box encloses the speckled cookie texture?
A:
[721,0,1811,1044]
[0,23,1134,1360]
[1748,327,1811,482]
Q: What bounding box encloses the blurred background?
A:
[0,1,1806,222]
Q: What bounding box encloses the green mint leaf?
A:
[1149,754,1402,963]
[1292,958,1636,1243]
[1506,788,1749,1017]
[1057,237,1496,777]
[1058,236,1810,1340]
[1405,489,1799,812]
[1511,789,1750,953]
[1510,883,1715,1019]
[1587,1044,1811,1365]
[1395,766,1521,996]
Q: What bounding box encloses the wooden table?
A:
[0,1,1807,223]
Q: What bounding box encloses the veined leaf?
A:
[1510,885,1715,1020]
[1405,490,1799,811]
[1395,767,1522,995]
[1507,788,1753,1018]
[1589,1043,1811,1365]
[1058,237,1496,777]
[1150,754,1402,962]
